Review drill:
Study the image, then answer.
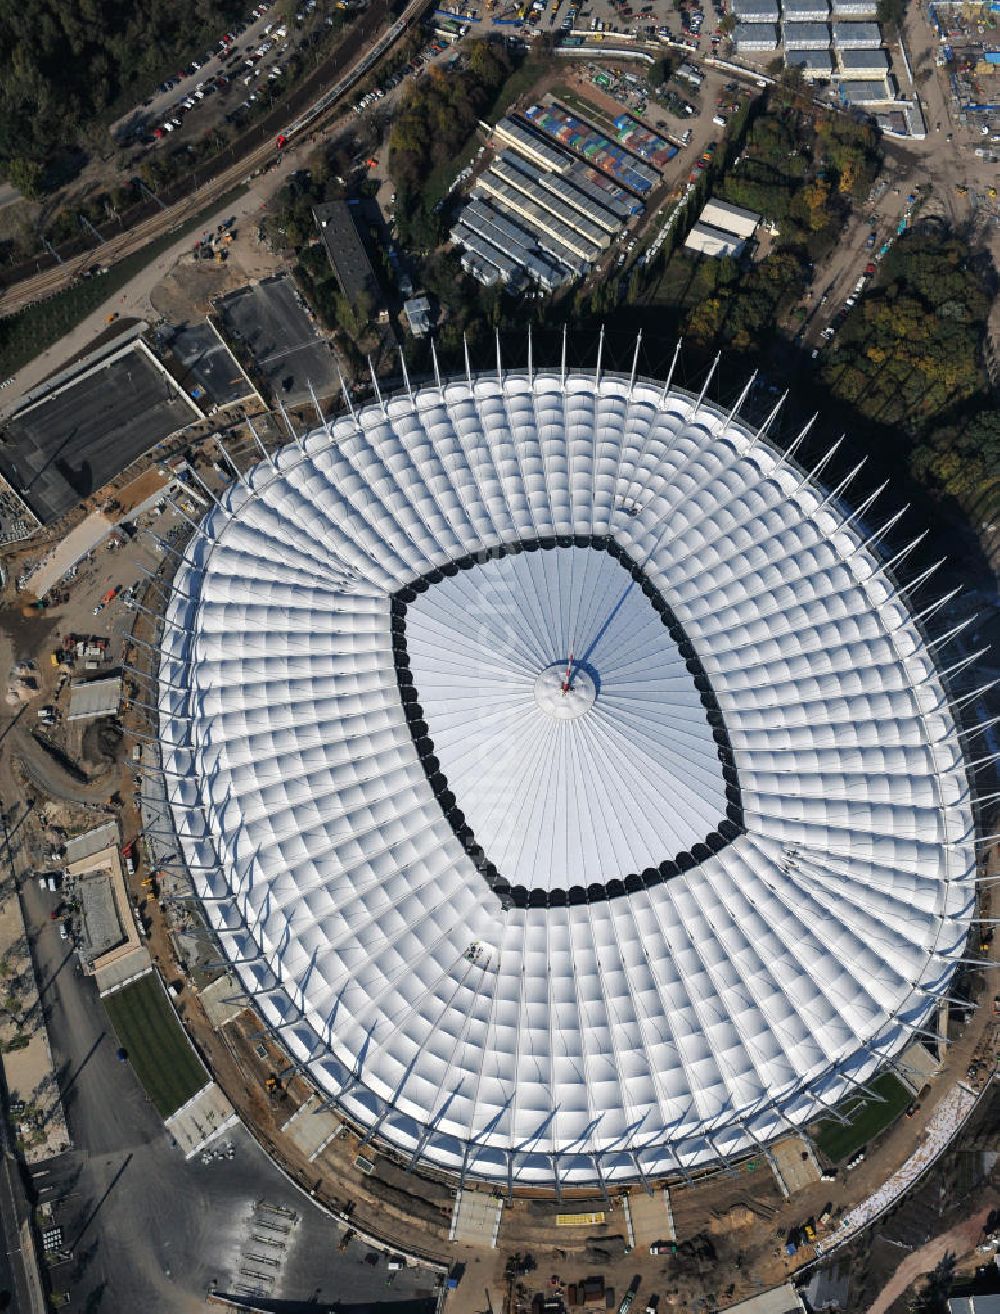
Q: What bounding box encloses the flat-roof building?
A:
[684,221,746,259]
[493,116,573,174]
[840,76,893,101]
[700,198,761,239]
[732,0,779,20]
[837,46,889,74]
[313,200,384,313]
[733,22,780,46]
[68,676,122,722]
[403,295,433,337]
[786,47,835,74]
[782,0,830,19]
[830,0,877,14]
[832,19,882,44]
[782,21,831,46]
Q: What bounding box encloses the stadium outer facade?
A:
[154,361,978,1193]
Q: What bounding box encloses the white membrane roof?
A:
[403,546,728,890]
[157,370,976,1188]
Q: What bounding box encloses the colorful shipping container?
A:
[524,102,659,195]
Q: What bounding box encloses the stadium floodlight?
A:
[153,360,981,1191]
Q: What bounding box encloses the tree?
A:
[4,158,42,199]
[649,57,671,87]
[876,0,907,29]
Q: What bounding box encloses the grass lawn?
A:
[103,972,207,1119]
[813,1071,912,1164]
[0,182,248,379]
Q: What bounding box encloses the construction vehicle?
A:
[265,1073,282,1094]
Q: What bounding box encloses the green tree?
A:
[4,157,43,198]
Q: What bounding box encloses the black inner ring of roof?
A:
[391,535,744,910]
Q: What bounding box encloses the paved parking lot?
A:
[20,868,439,1313]
[217,274,341,405]
[0,345,199,526]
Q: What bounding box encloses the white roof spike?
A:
[660,338,682,405]
[307,379,324,430]
[340,374,359,427]
[399,348,414,402]
[155,368,975,1192]
[692,351,721,415]
[758,388,788,437]
[368,356,386,416]
[629,329,643,398]
[726,370,758,426]
[840,477,889,534]
[246,415,275,469]
[431,336,443,396]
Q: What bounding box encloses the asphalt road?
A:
[21,873,438,1312]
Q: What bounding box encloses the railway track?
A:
[0,0,430,319]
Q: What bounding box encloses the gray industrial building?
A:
[733,22,780,47]
[830,0,877,14]
[782,0,830,20]
[453,198,578,290]
[450,110,649,293]
[832,20,882,44]
[313,200,384,314]
[732,0,780,21]
[781,21,831,46]
[837,46,889,73]
[840,77,893,101]
[786,47,834,73]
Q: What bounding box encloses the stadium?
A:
[155,362,977,1191]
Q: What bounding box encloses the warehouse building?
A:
[732,0,779,21]
[493,116,572,174]
[453,197,584,289]
[488,154,612,249]
[684,197,761,259]
[685,222,746,259]
[786,47,835,74]
[473,174,603,263]
[837,46,889,75]
[452,105,651,292]
[733,22,780,47]
[313,200,385,316]
[496,154,624,239]
[452,223,526,288]
[830,0,877,14]
[68,676,123,722]
[464,196,588,276]
[832,20,882,44]
[700,199,761,239]
[782,0,830,20]
[781,21,831,47]
[840,76,894,102]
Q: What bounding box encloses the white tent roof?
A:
[157,370,976,1188]
[403,545,728,890]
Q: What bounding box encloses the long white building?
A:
[156,368,978,1190]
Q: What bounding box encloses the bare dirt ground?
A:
[865,1203,996,1314]
[148,221,286,324]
